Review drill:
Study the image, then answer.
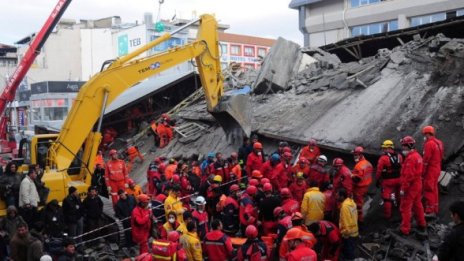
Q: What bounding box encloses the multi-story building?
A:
[218,32,275,70]
[289,0,464,47]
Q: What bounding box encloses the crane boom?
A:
[0,0,72,140]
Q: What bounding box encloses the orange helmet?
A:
[138,194,150,203]
[263,183,273,192]
[253,142,263,150]
[109,149,117,156]
[285,227,302,240]
[291,212,304,221]
[422,125,435,135]
[332,158,344,167]
[245,225,258,239]
[249,179,259,187]
[251,170,263,178]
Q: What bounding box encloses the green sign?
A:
[118,34,128,56]
[155,21,165,32]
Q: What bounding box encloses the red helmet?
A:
[352,146,364,155]
[298,157,308,164]
[229,184,240,193]
[422,125,435,135]
[249,179,259,187]
[167,231,180,242]
[138,194,150,203]
[280,188,291,198]
[154,193,167,202]
[230,152,238,159]
[260,178,270,186]
[246,185,258,196]
[283,152,293,160]
[172,174,180,183]
[332,158,344,167]
[308,139,317,146]
[291,212,304,221]
[401,136,416,146]
[109,149,117,156]
[273,206,284,218]
[253,142,263,150]
[251,170,263,179]
[245,225,258,239]
[285,227,302,240]
[127,179,135,186]
[263,183,273,192]
[136,253,153,261]
[283,146,292,153]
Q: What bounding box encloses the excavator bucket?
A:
[210,88,252,142]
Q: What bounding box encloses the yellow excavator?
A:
[2,14,250,215]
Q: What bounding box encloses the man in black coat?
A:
[114,189,136,247]
[438,200,464,261]
[82,186,103,240]
[62,186,83,244]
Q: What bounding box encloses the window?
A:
[411,12,446,27]
[351,20,398,37]
[457,9,464,17]
[230,45,241,56]
[257,48,267,57]
[351,0,380,8]
[244,63,255,69]
[244,46,255,57]
[43,107,68,121]
[220,43,228,55]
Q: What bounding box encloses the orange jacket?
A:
[165,164,177,180]
[352,158,373,187]
[105,159,128,182]
[280,226,317,259]
[230,164,242,180]
[95,154,104,167]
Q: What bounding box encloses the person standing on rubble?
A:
[350,146,373,224]
[246,142,264,178]
[338,188,358,261]
[114,190,136,247]
[332,158,353,196]
[309,155,331,188]
[308,220,341,261]
[221,184,240,236]
[398,136,427,236]
[437,200,464,261]
[156,118,173,148]
[376,140,402,220]
[91,163,108,198]
[300,138,321,164]
[421,125,444,218]
[301,180,326,226]
[105,149,129,205]
[125,178,142,197]
[126,145,144,173]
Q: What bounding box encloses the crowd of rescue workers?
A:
[0,117,463,261]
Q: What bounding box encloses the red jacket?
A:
[292,164,311,178]
[289,181,308,202]
[246,152,263,177]
[401,150,423,191]
[192,210,209,240]
[323,189,335,212]
[203,230,234,261]
[423,137,444,171]
[260,161,285,190]
[317,220,341,244]
[333,165,352,195]
[278,162,292,188]
[239,194,258,226]
[105,159,128,182]
[131,206,152,243]
[281,198,300,216]
[287,244,317,261]
[276,216,292,243]
[309,163,330,187]
[300,146,321,164]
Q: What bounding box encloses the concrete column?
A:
[398,14,410,29]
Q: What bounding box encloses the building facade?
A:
[289,0,464,47]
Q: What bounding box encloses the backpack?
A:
[152,239,176,261]
[387,153,401,179]
[245,242,266,261]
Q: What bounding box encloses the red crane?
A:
[0,0,72,151]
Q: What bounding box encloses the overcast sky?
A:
[0,0,302,46]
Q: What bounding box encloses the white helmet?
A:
[195,196,206,205]
[317,155,328,162]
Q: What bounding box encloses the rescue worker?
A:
[308,220,341,261]
[165,158,178,181]
[332,158,352,196]
[280,212,317,261]
[250,169,263,182]
[210,152,230,182]
[105,149,129,205]
[288,172,307,202]
[152,230,188,261]
[221,184,240,236]
[338,188,358,261]
[422,125,444,218]
[237,225,268,261]
[164,185,185,224]
[301,181,326,226]
[274,207,292,250]
[399,136,426,236]
[285,228,318,261]
[321,181,336,222]
[203,220,234,261]
[261,153,284,191]
[192,196,209,240]
[180,221,202,261]
[161,211,187,239]
[239,185,259,230]
[351,146,373,223]
[206,175,223,220]
[280,188,300,216]
[94,150,104,167]
[126,145,144,173]
[246,142,264,178]
[259,182,281,235]
[300,139,321,164]
[376,140,402,220]
[200,153,216,176]
[147,161,162,196]
[291,157,310,179]
[309,155,330,188]
[156,118,173,148]
[126,179,142,198]
[131,194,152,254]
[279,152,293,188]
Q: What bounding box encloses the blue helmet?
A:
[270,153,281,162]
[207,152,215,158]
